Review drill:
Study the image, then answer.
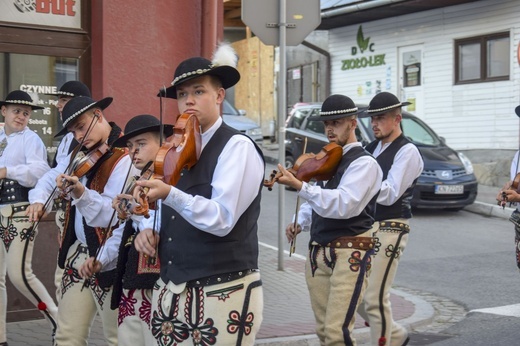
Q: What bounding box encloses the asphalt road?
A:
[258,162,520,345]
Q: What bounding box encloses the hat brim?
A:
[309,107,366,121]
[158,65,240,99]
[112,124,174,148]
[516,106,520,117]
[55,97,113,137]
[360,101,412,118]
[0,101,44,111]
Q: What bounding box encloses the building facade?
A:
[0,0,224,322]
[324,0,519,184]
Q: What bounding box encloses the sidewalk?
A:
[4,143,504,346]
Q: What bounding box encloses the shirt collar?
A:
[0,126,29,137]
[342,141,362,154]
[201,116,223,150]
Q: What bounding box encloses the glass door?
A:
[0,53,79,164]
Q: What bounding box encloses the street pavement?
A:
[4,143,509,346]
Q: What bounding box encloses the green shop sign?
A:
[341,26,386,70]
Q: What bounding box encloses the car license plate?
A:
[434,185,463,194]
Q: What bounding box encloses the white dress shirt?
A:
[97,208,160,271]
[371,141,423,206]
[29,148,134,244]
[0,127,50,189]
[162,116,264,237]
[54,133,75,167]
[296,142,383,232]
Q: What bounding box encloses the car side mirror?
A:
[238,109,247,116]
[439,136,446,144]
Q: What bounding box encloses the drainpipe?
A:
[321,0,409,18]
[201,0,219,58]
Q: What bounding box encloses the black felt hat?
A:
[46,81,91,98]
[160,43,240,99]
[309,94,365,121]
[362,92,411,117]
[112,114,174,148]
[55,96,113,137]
[515,105,520,117]
[0,90,43,110]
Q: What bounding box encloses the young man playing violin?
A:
[496,105,520,274]
[133,43,265,345]
[276,94,383,346]
[27,95,131,346]
[78,114,173,346]
[0,90,56,346]
[28,80,92,305]
[358,92,423,346]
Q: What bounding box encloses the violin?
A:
[116,163,161,220]
[263,142,343,190]
[499,172,520,209]
[125,113,202,219]
[60,142,111,198]
[154,113,202,186]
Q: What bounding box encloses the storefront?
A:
[0,0,222,322]
[0,0,88,164]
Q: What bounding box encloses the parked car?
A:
[285,102,478,210]
[222,99,263,144]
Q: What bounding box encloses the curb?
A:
[464,201,514,220]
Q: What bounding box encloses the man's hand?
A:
[275,164,303,191]
[285,222,302,243]
[56,173,85,199]
[26,203,45,222]
[134,179,171,203]
[79,257,102,279]
[134,228,160,257]
[503,189,520,204]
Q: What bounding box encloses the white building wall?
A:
[328,0,520,151]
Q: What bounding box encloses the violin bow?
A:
[21,113,100,325]
[289,137,308,256]
[146,87,167,265]
[29,114,101,238]
[80,147,139,291]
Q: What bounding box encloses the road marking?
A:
[259,241,307,260]
[471,304,520,317]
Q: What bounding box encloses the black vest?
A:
[310,146,377,245]
[160,122,265,285]
[58,123,125,288]
[110,219,160,310]
[365,134,418,221]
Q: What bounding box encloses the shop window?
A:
[455,32,510,84]
[0,53,79,164]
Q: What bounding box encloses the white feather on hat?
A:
[212,42,238,68]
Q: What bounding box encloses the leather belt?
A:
[187,269,259,288]
[379,221,410,233]
[0,179,29,204]
[325,236,375,251]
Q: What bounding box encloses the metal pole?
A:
[277,0,287,271]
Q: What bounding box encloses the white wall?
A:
[328,0,520,151]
